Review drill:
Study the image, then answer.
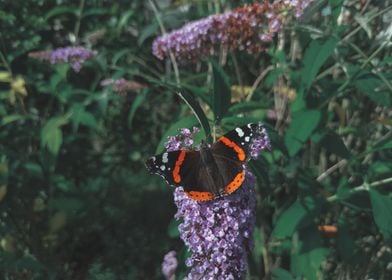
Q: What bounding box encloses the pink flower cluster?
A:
[152,0,313,62]
[100,78,146,95]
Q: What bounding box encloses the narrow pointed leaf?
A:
[211,61,231,122]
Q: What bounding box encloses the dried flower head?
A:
[100,78,146,96]
[29,46,96,72]
[152,0,313,62]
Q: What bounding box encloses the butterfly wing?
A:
[146,123,264,200]
[146,150,215,201]
[145,150,184,186]
[210,138,246,196]
[214,123,263,161]
[208,123,263,195]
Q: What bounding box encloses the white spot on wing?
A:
[160,165,166,171]
[162,153,169,163]
[235,128,245,137]
[245,136,250,142]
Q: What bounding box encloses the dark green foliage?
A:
[0,0,391,279]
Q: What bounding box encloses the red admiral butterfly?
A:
[146,123,266,201]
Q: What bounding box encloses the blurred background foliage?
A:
[0,0,392,279]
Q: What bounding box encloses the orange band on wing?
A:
[185,191,214,201]
[224,171,245,194]
[172,150,186,183]
[218,136,246,161]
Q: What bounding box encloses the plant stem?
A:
[149,0,180,85]
[247,65,274,101]
[74,0,86,43]
[327,177,392,202]
[0,50,12,74]
[317,159,347,182]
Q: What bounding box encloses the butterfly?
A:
[146,123,266,201]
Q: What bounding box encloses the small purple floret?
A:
[250,126,272,159]
[161,251,178,280]
[164,126,200,152]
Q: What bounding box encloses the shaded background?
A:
[0,0,392,279]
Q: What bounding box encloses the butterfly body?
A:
[146,123,266,201]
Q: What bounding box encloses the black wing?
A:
[145,150,184,186]
[207,123,264,195]
[213,123,264,161]
[146,150,216,201]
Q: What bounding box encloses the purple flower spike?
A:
[164,126,201,151]
[152,0,314,62]
[250,126,271,159]
[29,46,96,72]
[174,171,257,279]
[162,251,178,280]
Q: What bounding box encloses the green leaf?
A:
[82,8,109,18]
[15,255,44,271]
[41,115,70,155]
[337,221,356,262]
[228,101,268,114]
[117,10,134,31]
[138,22,159,46]
[329,0,345,24]
[51,197,84,212]
[294,227,329,276]
[284,110,321,156]
[44,6,77,21]
[71,105,98,130]
[128,90,147,129]
[369,189,392,241]
[291,227,330,280]
[272,268,294,280]
[211,61,231,122]
[354,75,391,106]
[111,49,130,66]
[272,196,323,239]
[375,136,392,150]
[177,90,211,143]
[45,129,62,155]
[167,218,180,238]
[302,37,338,91]
[182,84,211,106]
[368,161,392,180]
[1,114,26,126]
[319,130,351,159]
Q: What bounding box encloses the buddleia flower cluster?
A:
[29,46,96,72]
[163,125,270,279]
[152,0,313,62]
